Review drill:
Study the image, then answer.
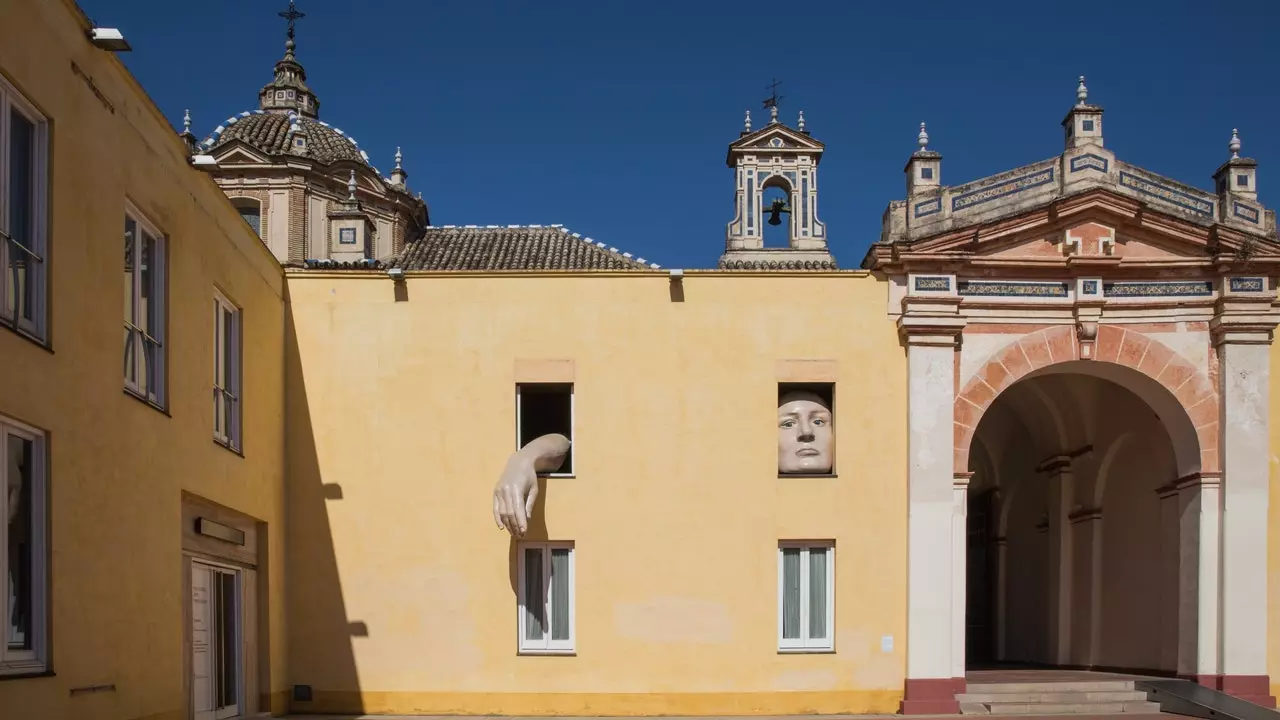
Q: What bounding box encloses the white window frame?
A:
[0,75,50,341]
[516,542,575,655]
[123,203,167,409]
[212,289,242,452]
[777,541,835,652]
[515,383,574,477]
[0,414,48,675]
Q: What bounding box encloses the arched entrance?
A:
[963,360,1200,673]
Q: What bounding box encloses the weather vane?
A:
[278,0,305,41]
[762,78,783,111]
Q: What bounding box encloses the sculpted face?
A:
[777,390,833,474]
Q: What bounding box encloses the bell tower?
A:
[720,84,835,270]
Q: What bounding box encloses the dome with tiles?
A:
[198,12,376,171]
[202,111,372,168]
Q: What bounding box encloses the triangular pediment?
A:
[212,143,270,165]
[728,123,824,154]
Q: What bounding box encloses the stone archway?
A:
[953,325,1224,682]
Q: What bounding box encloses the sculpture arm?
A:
[492,433,570,536]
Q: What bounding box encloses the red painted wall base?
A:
[1180,674,1276,708]
[899,677,965,715]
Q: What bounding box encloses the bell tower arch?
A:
[720,90,836,270]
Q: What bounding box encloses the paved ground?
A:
[282,707,1177,712]
[278,715,1174,720]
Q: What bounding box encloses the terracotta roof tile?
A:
[390,226,657,271]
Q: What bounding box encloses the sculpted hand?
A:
[492,433,570,537]
[493,457,539,536]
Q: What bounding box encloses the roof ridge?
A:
[418,223,660,269]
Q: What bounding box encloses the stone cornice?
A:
[898,295,966,346]
[1210,295,1280,346]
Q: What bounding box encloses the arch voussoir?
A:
[955,325,1220,475]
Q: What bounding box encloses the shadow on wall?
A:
[284,305,366,713]
[507,477,551,595]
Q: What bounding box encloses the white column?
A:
[1045,458,1074,665]
[1216,340,1270,679]
[951,475,970,679]
[1175,474,1221,678]
[899,294,966,714]
[906,339,957,682]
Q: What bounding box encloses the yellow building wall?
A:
[1270,339,1280,704]
[0,1,288,719]
[284,271,908,715]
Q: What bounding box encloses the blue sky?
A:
[80,0,1279,269]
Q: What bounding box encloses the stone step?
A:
[957,690,1152,704]
[983,700,1162,715]
[965,680,1138,694]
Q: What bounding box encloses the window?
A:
[213,290,241,452]
[920,167,933,180]
[123,206,167,408]
[231,198,261,238]
[1,415,47,675]
[517,542,574,654]
[778,542,834,651]
[516,383,573,475]
[1237,174,1249,187]
[0,76,49,340]
[1082,119,1095,132]
[338,227,356,245]
[778,382,835,476]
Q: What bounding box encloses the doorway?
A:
[192,559,241,720]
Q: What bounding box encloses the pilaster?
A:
[1209,287,1278,707]
[951,472,971,681]
[899,293,966,715]
[1067,506,1102,667]
[1041,455,1074,665]
[1164,473,1222,681]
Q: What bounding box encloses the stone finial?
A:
[1229,128,1241,159]
[183,108,192,134]
[1076,75,1088,106]
[917,122,929,151]
[395,146,403,170]
[798,110,806,132]
[347,169,357,201]
[744,110,751,133]
[770,104,779,124]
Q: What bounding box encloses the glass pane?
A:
[523,548,543,641]
[550,548,570,641]
[213,301,222,385]
[224,394,235,442]
[782,548,801,640]
[222,308,234,393]
[122,322,135,384]
[239,208,260,236]
[6,432,34,650]
[123,217,136,325]
[8,109,35,322]
[141,232,157,339]
[808,548,828,640]
[217,572,237,708]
